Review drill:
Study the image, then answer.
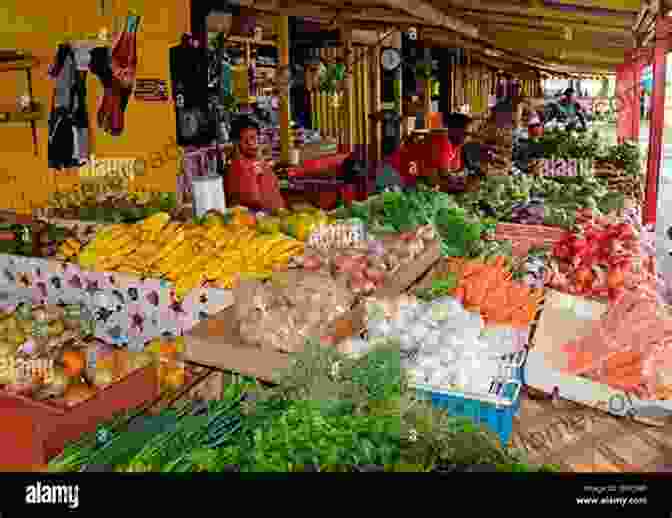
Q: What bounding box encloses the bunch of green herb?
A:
[217,399,401,471]
[415,274,458,301]
[433,206,482,257]
[598,141,641,178]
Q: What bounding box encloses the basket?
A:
[594,161,643,201]
[412,349,527,445]
[491,222,566,257]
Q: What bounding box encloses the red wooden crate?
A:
[0,365,158,469]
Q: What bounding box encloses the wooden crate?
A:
[0,365,158,469]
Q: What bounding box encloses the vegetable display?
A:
[545,209,644,301]
[293,225,437,296]
[364,295,526,393]
[49,340,555,472]
[561,288,672,400]
[454,174,623,229]
[332,187,483,257]
[234,271,355,353]
[428,257,543,328]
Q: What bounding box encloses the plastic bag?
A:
[479,325,526,357]
[563,289,672,398]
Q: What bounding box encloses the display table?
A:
[0,254,234,349]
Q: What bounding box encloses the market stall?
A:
[1,0,671,474]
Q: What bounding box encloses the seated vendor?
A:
[224,115,286,211]
[377,112,472,191]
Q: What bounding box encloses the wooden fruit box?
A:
[0,365,158,469]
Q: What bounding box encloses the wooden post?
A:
[644,18,671,225]
[343,28,355,154]
[276,15,291,164]
[423,47,433,128]
[369,40,382,165]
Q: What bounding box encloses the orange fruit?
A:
[61,349,85,377]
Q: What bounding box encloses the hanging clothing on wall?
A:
[89,15,141,136]
[48,44,90,169]
[169,39,216,146]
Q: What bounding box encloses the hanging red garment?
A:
[97,15,141,136]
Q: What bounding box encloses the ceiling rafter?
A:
[438,0,636,29]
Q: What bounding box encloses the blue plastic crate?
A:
[412,349,527,446]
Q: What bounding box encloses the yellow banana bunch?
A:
[63,212,307,300]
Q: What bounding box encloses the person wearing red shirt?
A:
[377,113,470,191]
[224,116,286,211]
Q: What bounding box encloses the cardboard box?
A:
[0,365,158,468]
[526,290,672,419]
[376,240,441,298]
[184,241,439,381]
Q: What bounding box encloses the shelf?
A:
[225,36,276,47]
[0,57,39,72]
[0,106,44,124]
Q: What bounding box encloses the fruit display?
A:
[257,204,332,241]
[0,305,82,370]
[0,222,34,256]
[293,225,437,296]
[43,188,177,224]
[0,221,91,258]
[145,336,187,392]
[75,211,305,299]
[0,302,155,405]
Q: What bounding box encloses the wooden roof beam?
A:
[479,26,629,47]
[439,1,636,29]
[547,0,640,12]
[459,11,632,35]
[240,0,478,39]
[379,0,479,38]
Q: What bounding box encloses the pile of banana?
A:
[76,212,304,299]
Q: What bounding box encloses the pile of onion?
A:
[333,253,386,295]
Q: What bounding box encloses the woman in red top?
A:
[225,116,286,211]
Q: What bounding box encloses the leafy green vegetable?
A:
[416,274,458,301]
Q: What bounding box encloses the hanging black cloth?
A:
[48,44,90,170]
[169,40,216,146]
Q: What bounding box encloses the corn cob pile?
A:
[76,213,304,299]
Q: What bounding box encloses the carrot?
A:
[466,267,496,307]
[602,375,643,391]
[506,284,531,308]
[603,351,641,370]
[603,363,642,380]
[565,350,595,372]
[461,260,487,279]
[482,283,510,314]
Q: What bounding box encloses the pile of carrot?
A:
[562,286,672,399]
[439,256,544,328]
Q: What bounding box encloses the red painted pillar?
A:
[616,53,640,143]
[644,19,670,226]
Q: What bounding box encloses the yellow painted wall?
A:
[0,0,189,213]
